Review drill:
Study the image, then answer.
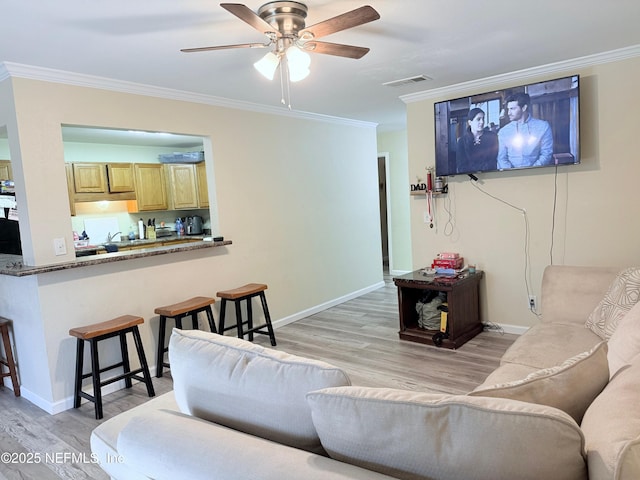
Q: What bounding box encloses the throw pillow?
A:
[168,328,351,454]
[586,267,640,339]
[307,386,587,480]
[581,356,640,480]
[468,342,608,423]
[607,300,640,378]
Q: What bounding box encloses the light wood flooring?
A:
[0,273,516,480]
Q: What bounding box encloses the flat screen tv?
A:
[434,74,580,177]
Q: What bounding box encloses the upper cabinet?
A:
[134,163,168,211]
[196,162,209,208]
[0,160,13,181]
[107,163,135,193]
[72,163,106,193]
[65,163,76,216]
[165,162,210,210]
[65,160,209,213]
[67,163,136,205]
[166,163,199,210]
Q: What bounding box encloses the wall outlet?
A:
[528,295,537,310]
[53,237,67,256]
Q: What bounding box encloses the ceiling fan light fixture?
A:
[254,51,280,80]
[288,65,310,82]
[286,45,311,82]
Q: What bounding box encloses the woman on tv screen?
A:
[455,107,498,174]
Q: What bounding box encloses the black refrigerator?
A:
[0,192,21,255]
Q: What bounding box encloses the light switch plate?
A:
[53,237,67,256]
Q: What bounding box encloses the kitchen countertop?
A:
[74,234,205,255]
[0,237,232,277]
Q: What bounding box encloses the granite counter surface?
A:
[0,239,232,277]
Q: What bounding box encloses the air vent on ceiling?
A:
[383,75,432,88]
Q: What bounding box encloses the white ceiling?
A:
[2,0,640,144]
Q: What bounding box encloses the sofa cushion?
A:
[586,267,640,339]
[539,265,620,326]
[307,386,587,480]
[500,322,602,369]
[607,300,640,378]
[90,391,178,480]
[475,362,539,389]
[581,357,640,480]
[117,409,397,480]
[169,329,351,454]
[469,342,608,423]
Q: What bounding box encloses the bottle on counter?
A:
[176,218,184,236]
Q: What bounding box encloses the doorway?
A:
[378,153,390,272]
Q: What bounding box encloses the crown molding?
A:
[0,62,377,130]
[400,44,640,104]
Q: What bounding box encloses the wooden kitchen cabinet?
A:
[165,163,199,210]
[165,162,210,210]
[0,160,12,181]
[107,163,135,193]
[65,163,76,216]
[72,163,106,193]
[68,162,136,205]
[196,162,209,208]
[134,163,168,211]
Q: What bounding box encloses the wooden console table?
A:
[393,270,483,349]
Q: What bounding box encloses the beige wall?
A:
[0,77,384,411]
[406,56,640,331]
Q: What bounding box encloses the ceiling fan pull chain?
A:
[285,62,293,110]
[279,60,286,106]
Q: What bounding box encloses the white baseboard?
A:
[34,374,156,415]
[389,269,411,276]
[483,323,529,335]
[272,280,386,329]
[41,282,385,415]
[36,282,528,415]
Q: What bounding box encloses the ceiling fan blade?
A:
[220,3,281,37]
[300,5,380,40]
[181,42,270,53]
[304,41,370,59]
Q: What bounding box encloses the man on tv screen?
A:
[497,92,553,169]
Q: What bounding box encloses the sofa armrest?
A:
[540,265,619,325]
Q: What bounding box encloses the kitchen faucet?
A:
[107,232,122,243]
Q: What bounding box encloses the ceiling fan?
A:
[181,2,380,83]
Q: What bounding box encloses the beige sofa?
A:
[91,265,640,480]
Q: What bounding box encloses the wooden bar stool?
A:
[0,318,20,397]
[154,296,217,378]
[69,315,155,420]
[217,283,276,346]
